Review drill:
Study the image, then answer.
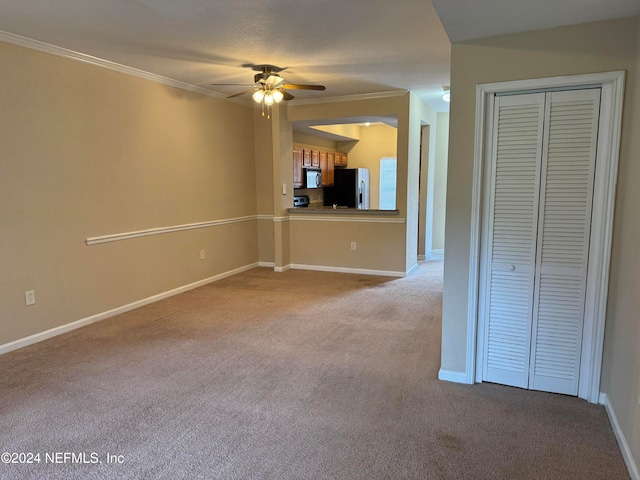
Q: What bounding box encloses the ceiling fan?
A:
[212,65,326,117]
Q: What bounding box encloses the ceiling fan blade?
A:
[211,83,255,86]
[282,84,326,91]
[282,90,295,101]
[265,75,285,86]
[227,88,256,99]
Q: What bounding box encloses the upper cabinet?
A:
[311,150,320,168]
[335,152,348,167]
[293,148,304,188]
[324,152,335,186]
[292,147,347,189]
[303,149,312,167]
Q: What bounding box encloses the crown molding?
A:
[287,89,408,106]
[0,29,256,106]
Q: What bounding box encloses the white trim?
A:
[288,89,407,106]
[273,216,290,223]
[438,369,473,384]
[602,393,640,480]
[274,264,291,273]
[0,263,259,356]
[418,255,426,261]
[406,263,419,276]
[258,261,275,268]
[0,29,254,107]
[257,215,274,221]
[427,249,444,260]
[467,71,625,401]
[289,215,405,224]
[290,263,405,277]
[578,77,624,403]
[467,81,490,385]
[86,215,257,245]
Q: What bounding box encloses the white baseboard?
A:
[258,261,275,268]
[0,262,260,356]
[418,254,426,261]
[602,393,640,480]
[274,264,291,273]
[290,263,405,277]
[406,263,419,276]
[438,368,474,384]
[427,249,444,260]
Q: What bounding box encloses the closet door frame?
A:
[466,71,625,403]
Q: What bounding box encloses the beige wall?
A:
[601,16,640,465]
[442,15,640,466]
[432,112,449,251]
[289,220,406,273]
[0,41,257,345]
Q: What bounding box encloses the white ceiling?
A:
[0,0,638,118]
[432,0,640,43]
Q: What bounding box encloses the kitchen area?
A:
[290,120,399,213]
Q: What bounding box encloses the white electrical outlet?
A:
[200,250,206,260]
[25,290,36,306]
[351,242,357,251]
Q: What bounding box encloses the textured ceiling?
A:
[0,0,638,121]
[0,0,452,111]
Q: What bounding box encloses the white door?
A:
[481,88,601,395]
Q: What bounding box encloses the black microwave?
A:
[305,168,322,189]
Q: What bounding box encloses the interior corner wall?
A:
[418,124,430,259]
[255,107,276,264]
[432,112,449,251]
[408,95,437,272]
[274,105,293,268]
[0,40,257,346]
[441,14,640,469]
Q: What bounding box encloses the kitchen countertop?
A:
[288,206,400,215]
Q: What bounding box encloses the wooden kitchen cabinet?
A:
[321,150,334,186]
[311,150,320,168]
[327,152,335,185]
[293,148,303,188]
[302,149,312,167]
[335,152,348,167]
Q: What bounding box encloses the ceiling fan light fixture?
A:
[442,92,451,103]
[252,89,265,103]
[272,89,284,103]
[263,91,275,105]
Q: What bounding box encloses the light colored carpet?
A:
[0,261,629,479]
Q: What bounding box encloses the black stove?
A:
[293,195,310,208]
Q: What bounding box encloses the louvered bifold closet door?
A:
[528,89,600,395]
[482,93,545,388]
